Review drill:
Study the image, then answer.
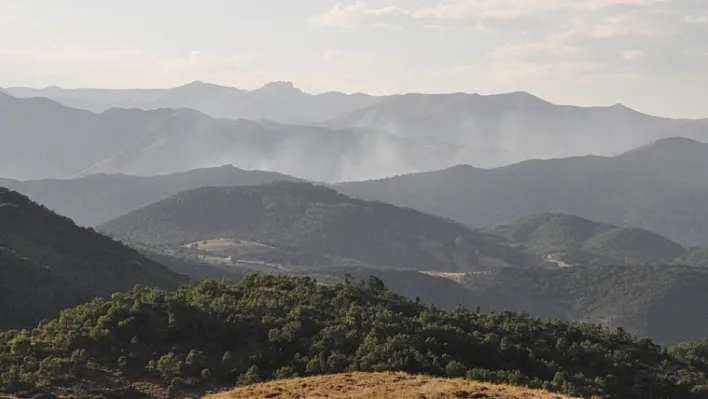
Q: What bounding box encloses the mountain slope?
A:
[1,165,302,226]
[98,182,544,272]
[329,92,708,168]
[489,213,687,265]
[0,93,459,182]
[0,91,163,180]
[0,187,186,330]
[5,85,707,182]
[74,117,460,182]
[0,275,698,398]
[337,137,708,247]
[0,248,80,329]
[462,263,708,345]
[207,372,582,399]
[5,81,382,124]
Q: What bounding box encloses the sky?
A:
[0,0,706,118]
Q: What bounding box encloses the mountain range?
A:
[4,135,708,246]
[2,83,706,182]
[0,91,457,182]
[5,79,708,398]
[338,137,708,247]
[89,180,708,343]
[4,80,382,124]
[327,92,708,167]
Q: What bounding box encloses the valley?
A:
[2,81,708,399]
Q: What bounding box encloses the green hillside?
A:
[98,182,544,272]
[336,137,708,247]
[0,274,703,398]
[461,263,708,345]
[489,213,687,265]
[0,187,186,330]
[0,164,302,226]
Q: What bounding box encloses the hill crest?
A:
[98,182,544,272]
[489,213,687,265]
[205,372,583,399]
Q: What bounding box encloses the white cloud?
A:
[683,15,708,24]
[307,1,409,29]
[309,0,670,31]
[412,0,664,21]
[404,0,706,85]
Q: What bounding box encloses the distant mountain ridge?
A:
[337,137,708,247]
[3,83,707,180]
[327,91,708,168]
[0,92,462,182]
[4,80,382,124]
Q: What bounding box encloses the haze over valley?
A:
[3,1,708,398]
[2,86,707,182]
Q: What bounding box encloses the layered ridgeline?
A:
[4,80,382,124]
[338,137,708,247]
[0,91,465,182]
[1,274,707,398]
[3,87,707,182]
[0,165,302,226]
[327,92,708,167]
[0,188,186,330]
[93,180,708,344]
[98,182,543,272]
[488,213,688,266]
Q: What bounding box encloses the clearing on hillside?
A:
[205,372,581,399]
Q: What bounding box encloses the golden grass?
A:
[205,372,582,399]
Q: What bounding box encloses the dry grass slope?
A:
[205,372,582,399]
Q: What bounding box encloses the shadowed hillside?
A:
[0,165,302,226]
[0,275,701,398]
[337,137,708,247]
[98,182,544,272]
[488,213,687,265]
[0,187,186,330]
[461,264,708,345]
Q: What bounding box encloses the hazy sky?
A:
[1,0,706,118]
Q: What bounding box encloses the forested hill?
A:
[336,137,708,247]
[98,182,545,272]
[0,187,186,330]
[0,164,303,226]
[488,213,688,265]
[1,274,706,398]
